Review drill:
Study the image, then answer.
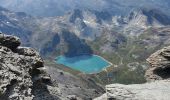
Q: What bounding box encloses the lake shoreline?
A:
[54,54,113,74]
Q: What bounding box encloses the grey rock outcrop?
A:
[0,33,47,100]
[94,46,170,100]
[145,46,170,81]
[0,33,21,51]
[94,80,170,100]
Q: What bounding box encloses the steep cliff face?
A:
[0,33,47,100]
[146,46,170,81]
[94,46,170,100]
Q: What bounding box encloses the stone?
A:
[67,95,78,100]
[0,33,46,100]
[146,46,170,81]
[0,33,21,50]
[31,57,44,69]
[41,75,51,84]
[94,80,170,100]
[16,47,38,56]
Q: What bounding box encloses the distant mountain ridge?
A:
[1,1,170,98]
[0,6,170,57]
[0,0,170,17]
[0,3,170,84]
[0,6,33,46]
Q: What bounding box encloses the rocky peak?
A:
[69,9,84,23]
[0,33,21,51]
[142,9,170,25]
[126,8,170,27]
[0,33,50,100]
[146,46,170,81]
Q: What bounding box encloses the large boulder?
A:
[146,46,170,81]
[0,33,21,51]
[0,34,47,100]
[94,80,170,100]
[17,47,38,56]
[16,47,44,69]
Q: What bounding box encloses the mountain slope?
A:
[0,7,95,57]
[1,6,170,84]
[0,6,33,45]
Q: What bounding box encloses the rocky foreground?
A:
[0,33,53,100]
[94,46,170,100]
[0,33,104,100]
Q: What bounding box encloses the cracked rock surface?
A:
[0,33,52,100]
[146,46,170,81]
[94,80,170,100]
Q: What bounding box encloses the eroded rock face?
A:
[0,33,21,51]
[146,46,170,81]
[94,80,170,100]
[0,33,47,100]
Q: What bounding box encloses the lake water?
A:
[55,55,111,74]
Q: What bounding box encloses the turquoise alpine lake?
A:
[55,55,112,74]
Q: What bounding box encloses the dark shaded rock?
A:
[0,33,21,51]
[59,72,64,75]
[61,30,93,57]
[31,58,44,69]
[41,76,51,84]
[30,68,42,76]
[40,33,60,56]
[67,95,78,100]
[69,9,83,23]
[146,46,170,81]
[17,47,37,56]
